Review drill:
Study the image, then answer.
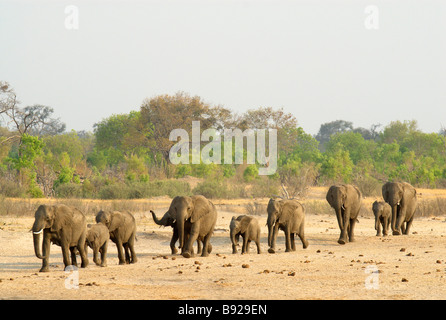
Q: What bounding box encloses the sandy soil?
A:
[2,197,446,301]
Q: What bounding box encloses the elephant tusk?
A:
[33,229,43,235]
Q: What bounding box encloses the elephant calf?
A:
[267,199,308,253]
[96,210,137,265]
[372,201,391,237]
[230,215,261,254]
[85,223,110,267]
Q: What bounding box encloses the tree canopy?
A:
[1,84,445,199]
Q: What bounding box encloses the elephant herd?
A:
[31,182,417,272]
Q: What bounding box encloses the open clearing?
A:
[1,187,446,300]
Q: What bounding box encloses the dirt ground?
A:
[2,189,446,300]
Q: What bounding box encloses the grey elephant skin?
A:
[372,201,391,236]
[32,204,88,272]
[230,215,261,254]
[326,184,362,245]
[267,198,308,253]
[96,210,137,264]
[382,181,417,235]
[150,210,212,255]
[164,195,217,258]
[85,223,110,267]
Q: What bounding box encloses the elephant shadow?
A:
[0,261,43,271]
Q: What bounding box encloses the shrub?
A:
[55,183,83,198]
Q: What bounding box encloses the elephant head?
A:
[326,185,348,211]
[32,204,72,259]
[166,195,210,249]
[382,182,404,207]
[267,198,283,247]
[32,205,55,259]
[229,215,248,248]
[96,210,122,232]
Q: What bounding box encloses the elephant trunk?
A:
[391,204,398,233]
[230,229,238,253]
[151,210,169,226]
[375,215,380,231]
[32,221,46,259]
[266,215,274,247]
[177,217,185,249]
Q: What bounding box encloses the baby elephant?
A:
[230,215,261,254]
[85,223,110,267]
[372,201,392,236]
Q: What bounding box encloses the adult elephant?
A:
[382,181,417,235]
[163,195,217,258]
[96,210,137,264]
[150,210,211,255]
[326,184,362,245]
[267,198,308,253]
[32,204,88,272]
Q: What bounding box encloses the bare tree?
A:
[8,104,65,138]
[0,82,21,144]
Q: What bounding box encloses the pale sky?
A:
[0,0,445,135]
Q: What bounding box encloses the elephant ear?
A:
[190,196,211,223]
[278,201,297,223]
[51,205,72,232]
[238,216,251,234]
[109,211,123,231]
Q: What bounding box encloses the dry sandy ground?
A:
[2,198,446,301]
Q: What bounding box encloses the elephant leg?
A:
[284,228,292,252]
[170,229,179,254]
[338,209,350,245]
[383,217,390,236]
[298,225,309,249]
[70,247,78,267]
[393,206,404,235]
[290,233,296,251]
[40,235,51,272]
[77,237,88,268]
[268,224,279,254]
[241,235,248,254]
[200,233,212,258]
[348,218,356,242]
[255,238,261,254]
[245,238,252,254]
[376,219,382,236]
[127,233,137,264]
[100,242,108,267]
[123,243,129,264]
[61,243,71,269]
[182,226,199,258]
[115,240,126,265]
[404,216,414,235]
[196,240,202,255]
[401,222,407,235]
[93,246,100,266]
